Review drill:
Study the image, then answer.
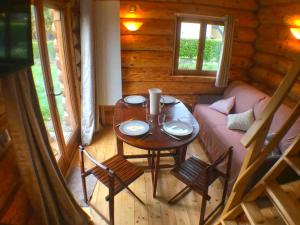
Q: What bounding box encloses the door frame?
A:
[31,0,80,174]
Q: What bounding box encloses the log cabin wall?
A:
[0,86,40,225]
[249,0,300,104]
[120,0,258,105]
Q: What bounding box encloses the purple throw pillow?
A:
[209,96,236,114]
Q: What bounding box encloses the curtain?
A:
[81,0,99,145]
[1,69,92,225]
[215,15,235,88]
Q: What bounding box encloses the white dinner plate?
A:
[163,120,193,136]
[119,120,150,136]
[124,95,146,104]
[160,95,177,104]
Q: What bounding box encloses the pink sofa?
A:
[193,81,300,191]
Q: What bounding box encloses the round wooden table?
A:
[113,99,200,197]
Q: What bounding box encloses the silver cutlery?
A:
[160,128,182,141]
[140,132,152,139]
[115,118,134,127]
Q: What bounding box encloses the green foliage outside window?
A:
[32,40,55,60]
[179,39,222,62]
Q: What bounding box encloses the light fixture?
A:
[290,27,300,39]
[123,21,143,32]
[123,5,143,32]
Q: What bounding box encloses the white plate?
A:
[163,120,193,136]
[160,95,177,104]
[119,120,150,136]
[124,95,146,104]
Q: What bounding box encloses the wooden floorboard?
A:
[74,127,224,225]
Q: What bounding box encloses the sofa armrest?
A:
[196,94,223,105]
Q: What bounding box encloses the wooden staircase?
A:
[216,54,300,225]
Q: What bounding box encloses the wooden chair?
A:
[168,147,233,225]
[79,146,144,225]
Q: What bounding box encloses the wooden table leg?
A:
[116,138,124,155]
[175,145,187,166]
[179,145,187,163]
[150,151,155,184]
[153,151,160,198]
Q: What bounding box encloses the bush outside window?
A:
[174,16,224,76]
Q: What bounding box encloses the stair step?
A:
[284,156,300,176]
[266,182,300,225]
[221,220,238,225]
[241,202,272,225]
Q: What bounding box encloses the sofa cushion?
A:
[227,109,255,131]
[193,104,227,129]
[254,97,300,153]
[223,81,267,114]
[209,96,235,114]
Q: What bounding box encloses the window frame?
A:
[173,15,225,77]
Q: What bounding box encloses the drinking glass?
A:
[158,113,166,126]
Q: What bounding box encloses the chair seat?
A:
[90,155,144,195]
[171,156,222,194]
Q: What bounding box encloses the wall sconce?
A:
[123,5,143,32]
[290,27,300,39]
[123,21,143,31]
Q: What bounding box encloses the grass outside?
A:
[179,57,219,71]
[32,59,64,128]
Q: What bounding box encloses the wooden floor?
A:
[70,127,300,225]
[75,127,225,225]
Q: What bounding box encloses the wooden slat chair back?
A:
[169,147,233,225]
[216,54,300,224]
[79,146,144,225]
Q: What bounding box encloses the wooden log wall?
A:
[0,86,40,225]
[249,0,300,103]
[120,0,258,105]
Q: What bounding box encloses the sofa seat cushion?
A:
[223,81,267,114]
[198,122,247,192]
[193,104,227,129]
[212,125,246,158]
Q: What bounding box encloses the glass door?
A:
[31,2,79,171]
[43,6,77,144]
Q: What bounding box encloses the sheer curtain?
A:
[2,69,92,225]
[81,0,99,145]
[215,15,235,88]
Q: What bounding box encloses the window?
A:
[31,1,79,170]
[174,16,224,76]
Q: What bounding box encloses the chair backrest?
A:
[79,145,110,173]
[208,146,233,177]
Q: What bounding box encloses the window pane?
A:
[31,6,61,160]
[178,22,200,70]
[44,7,77,143]
[202,24,224,71]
